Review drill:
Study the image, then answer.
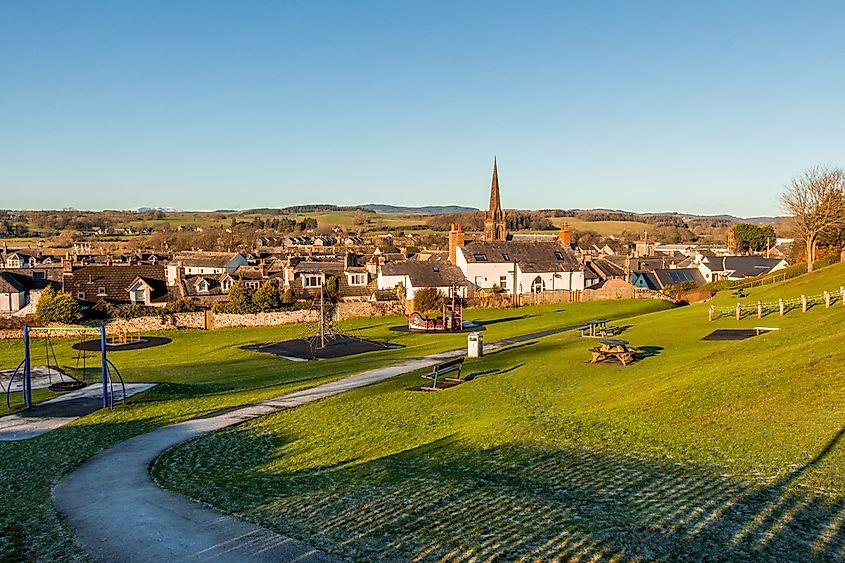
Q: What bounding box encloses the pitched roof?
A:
[380,261,466,288]
[66,265,168,303]
[461,241,582,273]
[0,272,26,293]
[722,256,786,277]
[174,252,242,269]
[652,268,705,287]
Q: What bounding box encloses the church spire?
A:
[489,157,502,215]
[484,157,507,241]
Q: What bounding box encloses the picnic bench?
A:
[576,319,621,339]
[589,339,639,366]
[420,357,466,390]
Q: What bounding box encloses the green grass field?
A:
[0,299,669,561]
[151,264,845,561]
[550,216,652,236]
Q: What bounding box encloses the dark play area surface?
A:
[390,323,485,334]
[702,329,758,341]
[72,336,172,352]
[243,335,402,360]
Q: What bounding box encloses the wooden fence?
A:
[709,286,845,321]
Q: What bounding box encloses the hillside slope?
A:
[155,266,845,561]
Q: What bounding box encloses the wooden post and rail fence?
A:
[708,285,845,321]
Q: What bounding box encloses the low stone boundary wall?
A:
[0,301,405,339]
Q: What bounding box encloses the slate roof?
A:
[380,261,467,288]
[175,252,241,269]
[703,256,786,277]
[0,272,26,293]
[461,241,582,273]
[588,258,627,279]
[652,268,705,287]
[65,265,169,304]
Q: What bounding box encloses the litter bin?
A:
[467,332,484,358]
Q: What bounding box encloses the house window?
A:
[531,276,545,293]
[244,281,260,290]
[197,281,209,293]
[499,275,508,288]
[348,273,367,286]
[97,287,107,296]
[77,292,86,300]
[32,271,46,280]
[473,254,488,261]
[501,254,509,261]
[554,251,564,260]
[302,274,323,288]
[221,279,232,291]
[132,288,146,303]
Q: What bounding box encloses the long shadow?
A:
[155,428,845,562]
[636,345,664,359]
[473,315,537,326]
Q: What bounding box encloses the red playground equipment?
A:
[405,289,464,332]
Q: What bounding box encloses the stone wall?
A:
[0,301,406,340]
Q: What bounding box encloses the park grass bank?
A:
[0,298,670,561]
[154,268,845,561]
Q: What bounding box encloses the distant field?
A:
[550,216,650,236]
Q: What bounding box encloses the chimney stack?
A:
[448,223,465,264]
[558,224,572,246]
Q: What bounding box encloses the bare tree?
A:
[782,165,845,272]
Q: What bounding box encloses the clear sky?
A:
[2,1,844,216]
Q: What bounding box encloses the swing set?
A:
[4,326,126,410]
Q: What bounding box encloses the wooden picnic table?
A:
[577,319,618,339]
[589,339,639,366]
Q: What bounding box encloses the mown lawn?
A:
[0,298,668,561]
[154,268,845,561]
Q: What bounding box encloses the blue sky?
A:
[2,1,844,216]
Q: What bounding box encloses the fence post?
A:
[779,298,784,316]
[708,305,714,321]
[735,302,741,321]
[801,294,807,313]
[757,300,763,319]
[825,291,831,308]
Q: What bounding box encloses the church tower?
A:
[484,157,507,241]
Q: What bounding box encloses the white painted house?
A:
[378,261,467,300]
[455,241,599,295]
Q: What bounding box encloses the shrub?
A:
[281,286,297,305]
[413,287,445,314]
[252,279,282,311]
[325,275,339,300]
[35,286,82,324]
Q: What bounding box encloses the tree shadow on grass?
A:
[473,315,537,326]
[636,345,664,360]
[162,424,845,562]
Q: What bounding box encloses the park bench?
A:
[420,357,466,390]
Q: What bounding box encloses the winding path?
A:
[54,327,573,562]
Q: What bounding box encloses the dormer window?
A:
[97,286,107,296]
[302,274,323,288]
[197,280,209,293]
[473,254,488,261]
[347,273,367,286]
[554,251,564,260]
[221,278,233,291]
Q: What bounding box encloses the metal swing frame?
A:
[4,326,126,410]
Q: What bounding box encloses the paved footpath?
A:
[54,326,572,562]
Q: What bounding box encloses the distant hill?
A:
[360,204,478,215]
